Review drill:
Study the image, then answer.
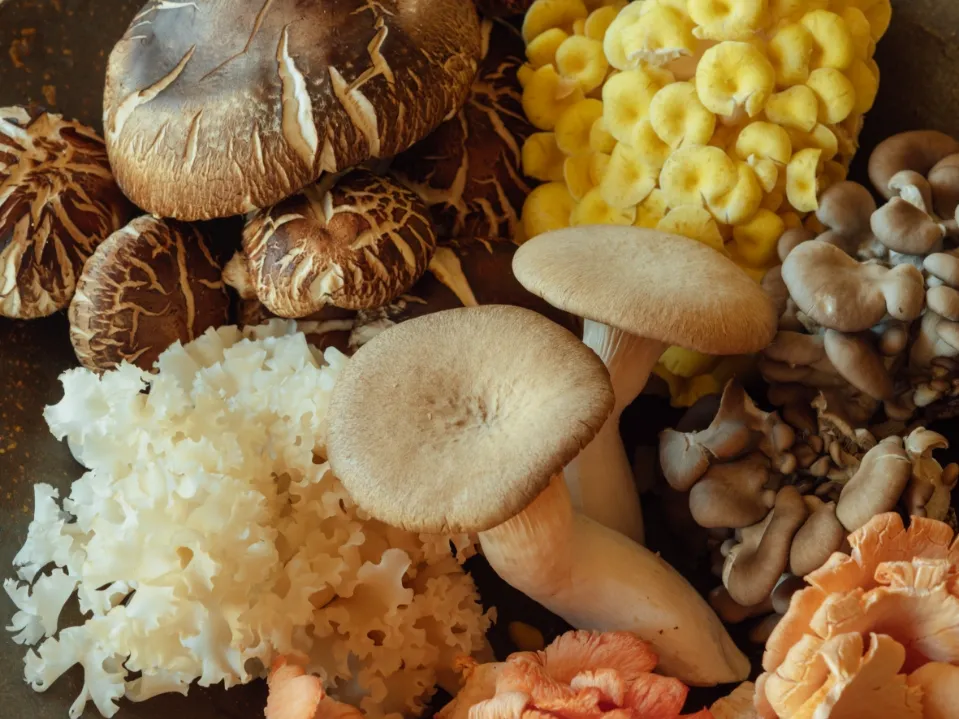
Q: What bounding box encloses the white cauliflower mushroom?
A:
[3,322,491,719]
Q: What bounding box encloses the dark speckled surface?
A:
[2,1,959,718]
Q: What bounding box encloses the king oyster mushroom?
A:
[391,19,532,244]
[69,216,230,372]
[328,305,750,686]
[236,169,437,317]
[513,226,777,544]
[0,106,133,319]
[103,0,482,220]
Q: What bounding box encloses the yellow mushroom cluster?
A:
[517,0,890,405]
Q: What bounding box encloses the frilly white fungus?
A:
[4,321,490,719]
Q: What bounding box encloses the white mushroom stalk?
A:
[563,321,665,542]
[480,475,750,685]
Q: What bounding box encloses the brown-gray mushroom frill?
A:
[659,380,959,634]
[237,169,437,317]
[69,217,229,372]
[103,0,482,220]
[764,129,959,426]
[391,20,532,244]
[0,106,133,319]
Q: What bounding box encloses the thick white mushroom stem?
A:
[563,319,665,544]
[479,476,750,687]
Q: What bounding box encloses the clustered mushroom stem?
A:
[479,476,751,686]
[563,319,666,544]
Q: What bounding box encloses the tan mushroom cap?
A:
[513,226,778,355]
[103,0,482,220]
[243,169,437,316]
[868,130,959,200]
[327,305,614,534]
[69,217,229,372]
[1,106,133,319]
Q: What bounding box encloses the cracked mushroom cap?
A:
[327,305,614,533]
[391,20,532,243]
[781,240,926,333]
[69,216,230,372]
[512,226,778,355]
[242,169,437,316]
[0,106,133,319]
[103,0,482,220]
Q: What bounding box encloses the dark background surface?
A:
[2,1,959,717]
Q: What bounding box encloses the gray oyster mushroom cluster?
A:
[659,380,958,635]
[762,129,959,427]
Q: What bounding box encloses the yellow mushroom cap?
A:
[732,209,786,267]
[735,121,793,165]
[556,35,610,93]
[649,81,717,149]
[768,23,814,87]
[750,157,781,193]
[846,59,879,115]
[523,132,567,182]
[589,116,617,154]
[555,98,605,155]
[764,85,819,132]
[806,67,856,124]
[584,4,624,41]
[523,0,590,44]
[632,117,673,169]
[571,186,637,225]
[708,161,764,226]
[602,66,673,143]
[564,152,598,200]
[600,142,659,209]
[800,10,855,70]
[522,182,576,239]
[841,6,875,59]
[659,346,720,378]
[523,65,587,131]
[696,41,776,118]
[786,147,822,212]
[619,4,697,67]
[787,123,838,162]
[861,0,892,42]
[527,28,571,69]
[688,0,766,41]
[660,145,739,209]
[588,150,611,185]
[768,0,829,25]
[657,204,726,253]
[602,0,645,70]
[633,188,669,228]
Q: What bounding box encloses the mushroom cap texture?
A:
[327,305,614,534]
[69,216,229,372]
[103,0,482,220]
[391,20,532,243]
[512,226,778,354]
[0,106,132,319]
[243,169,437,316]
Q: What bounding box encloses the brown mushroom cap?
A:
[776,228,816,263]
[822,329,894,400]
[69,216,229,372]
[327,305,614,533]
[789,498,845,577]
[815,181,876,238]
[870,196,944,255]
[924,252,959,286]
[835,436,912,531]
[243,169,436,316]
[722,486,808,607]
[391,20,532,243]
[929,153,959,218]
[0,106,133,319]
[103,0,482,220]
[781,240,925,332]
[513,226,778,354]
[927,285,959,321]
[868,130,959,200]
[689,455,776,529]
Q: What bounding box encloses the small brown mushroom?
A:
[789,497,846,577]
[781,240,926,332]
[0,106,133,318]
[242,169,437,317]
[689,455,777,529]
[870,196,944,255]
[924,252,959,287]
[903,428,959,521]
[69,217,230,372]
[868,130,959,200]
[822,329,894,400]
[763,331,826,366]
[391,20,532,244]
[927,285,959,321]
[910,311,959,368]
[722,486,808,607]
[929,153,959,218]
[887,170,935,213]
[835,436,912,531]
[815,181,877,238]
[776,228,816,262]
